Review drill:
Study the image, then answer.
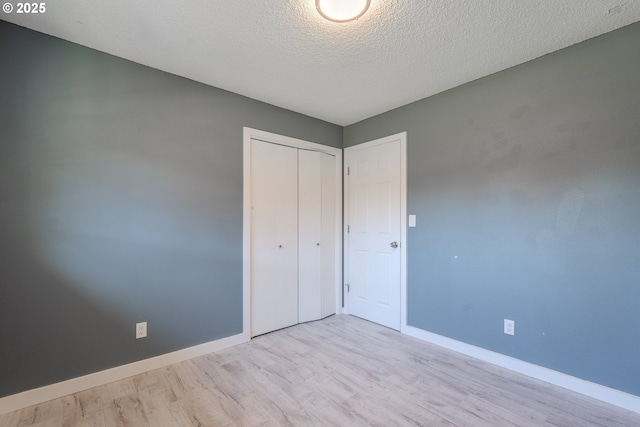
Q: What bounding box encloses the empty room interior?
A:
[1,1,640,425]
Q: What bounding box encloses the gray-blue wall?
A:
[344,23,640,396]
[0,21,341,397]
[2,17,639,400]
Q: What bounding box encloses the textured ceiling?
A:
[3,1,640,125]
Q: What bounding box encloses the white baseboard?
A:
[0,332,250,416]
[402,325,640,414]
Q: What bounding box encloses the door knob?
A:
[390,241,398,248]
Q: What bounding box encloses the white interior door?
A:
[298,150,337,322]
[320,152,336,318]
[298,150,322,323]
[346,138,402,330]
[250,139,299,336]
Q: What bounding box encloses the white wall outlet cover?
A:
[504,319,515,336]
[136,322,147,339]
[409,214,416,227]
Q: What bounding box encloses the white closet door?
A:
[298,150,322,323]
[321,153,336,318]
[250,139,299,336]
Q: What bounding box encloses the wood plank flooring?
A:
[2,314,639,426]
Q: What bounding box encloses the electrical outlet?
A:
[504,319,515,336]
[136,322,147,339]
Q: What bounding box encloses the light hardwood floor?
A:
[2,315,639,426]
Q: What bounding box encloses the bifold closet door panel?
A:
[321,153,337,318]
[250,139,299,337]
[298,150,322,323]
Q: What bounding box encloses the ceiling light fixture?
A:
[316,0,371,23]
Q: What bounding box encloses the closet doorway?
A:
[243,128,342,338]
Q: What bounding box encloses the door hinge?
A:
[345,283,350,292]
[347,225,350,233]
[347,166,350,176]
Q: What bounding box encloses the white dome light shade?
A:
[316,0,371,22]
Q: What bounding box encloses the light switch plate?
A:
[409,215,416,227]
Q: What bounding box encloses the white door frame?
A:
[343,132,407,332]
[242,127,343,339]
